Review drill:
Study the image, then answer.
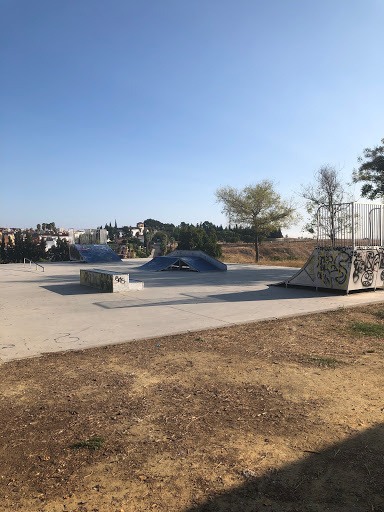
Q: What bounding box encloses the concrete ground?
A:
[2,259,384,363]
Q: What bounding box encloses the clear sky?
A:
[1,0,383,233]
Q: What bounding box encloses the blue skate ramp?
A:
[179,257,222,272]
[139,257,179,271]
[139,251,227,272]
[69,244,122,263]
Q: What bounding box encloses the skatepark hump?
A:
[139,250,227,272]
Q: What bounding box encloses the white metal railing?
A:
[317,202,384,248]
[23,258,45,272]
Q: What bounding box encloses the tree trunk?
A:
[254,233,259,262]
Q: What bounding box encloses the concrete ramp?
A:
[69,244,122,263]
[139,250,227,272]
[285,247,384,292]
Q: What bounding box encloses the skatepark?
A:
[2,257,384,363]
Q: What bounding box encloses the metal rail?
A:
[23,258,45,272]
[317,202,384,248]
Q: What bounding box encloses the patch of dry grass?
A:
[220,241,314,267]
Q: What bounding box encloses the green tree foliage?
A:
[216,181,296,262]
[24,231,35,260]
[144,230,154,252]
[177,225,222,258]
[158,231,168,255]
[353,139,384,200]
[144,219,175,232]
[122,226,133,238]
[103,221,119,241]
[38,237,47,260]
[48,238,70,261]
[13,231,25,263]
[0,237,8,263]
[0,232,52,264]
[268,228,283,238]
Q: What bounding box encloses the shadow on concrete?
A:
[41,284,104,295]
[7,274,80,284]
[93,287,335,310]
[130,267,297,288]
[4,267,297,289]
[182,424,384,512]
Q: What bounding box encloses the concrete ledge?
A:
[80,269,144,292]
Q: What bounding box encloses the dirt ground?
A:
[220,240,316,266]
[1,303,384,512]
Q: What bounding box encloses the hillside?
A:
[220,239,317,267]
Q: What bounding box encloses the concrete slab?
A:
[1,260,384,363]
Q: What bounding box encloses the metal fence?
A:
[317,202,384,248]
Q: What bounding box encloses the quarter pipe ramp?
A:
[285,247,384,293]
[69,244,122,263]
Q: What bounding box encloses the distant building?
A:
[68,228,108,245]
[0,232,15,247]
[118,222,145,240]
[40,235,71,250]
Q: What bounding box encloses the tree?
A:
[177,225,222,258]
[144,218,164,230]
[353,139,384,200]
[216,181,296,262]
[301,165,351,244]
[48,238,69,261]
[6,236,14,262]
[122,226,133,238]
[13,231,24,263]
[144,230,154,252]
[38,237,47,260]
[0,237,7,263]
[24,231,35,260]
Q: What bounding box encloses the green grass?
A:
[71,436,105,450]
[373,311,384,320]
[352,321,384,337]
[303,356,342,368]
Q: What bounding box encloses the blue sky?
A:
[1,0,383,233]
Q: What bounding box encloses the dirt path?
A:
[0,304,383,511]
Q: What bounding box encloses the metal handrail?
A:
[23,258,45,272]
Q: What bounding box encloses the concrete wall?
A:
[80,269,143,292]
